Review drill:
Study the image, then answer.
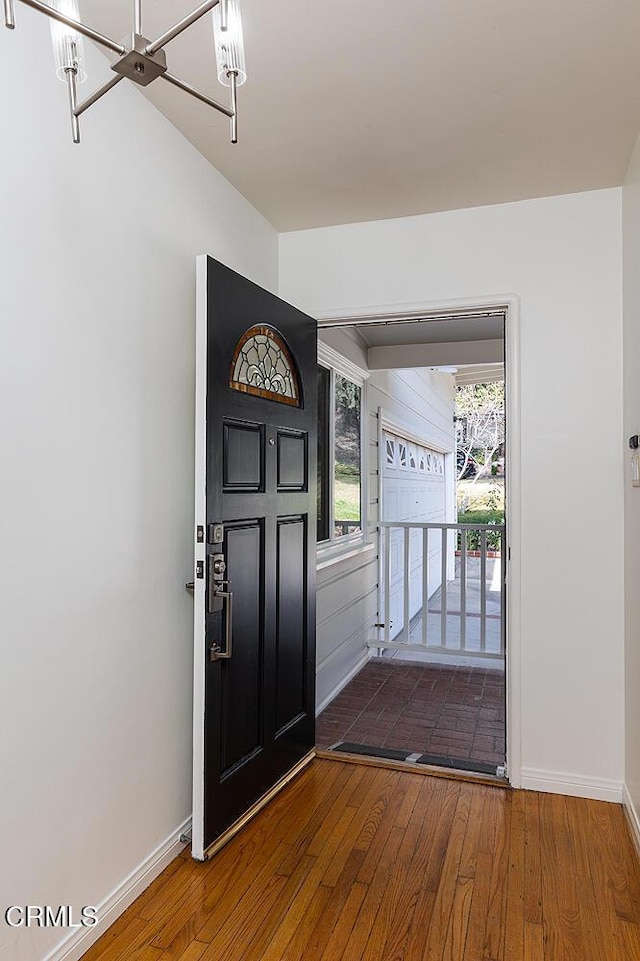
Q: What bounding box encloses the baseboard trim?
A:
[43,816,191,961]
[623,783,640,860]
[316,649,372,715]
[520,767,623,802]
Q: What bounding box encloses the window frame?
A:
[316,341,369,563]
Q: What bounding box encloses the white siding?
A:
[315,339,456,709]
[373,369,455,641]
[381,429,447,639]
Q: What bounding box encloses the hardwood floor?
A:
[82,759,640,961]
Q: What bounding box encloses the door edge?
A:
[192,254,209,861]
[202,749,316,861]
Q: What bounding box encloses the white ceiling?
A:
[83,0,640,231]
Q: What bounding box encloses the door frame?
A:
[192,256,209,860]
[316,293,522,788]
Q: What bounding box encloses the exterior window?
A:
[317,365,331,542]
[317,364,363,544]
[386,438,396,467]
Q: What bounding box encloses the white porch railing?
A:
[373,522,506,661]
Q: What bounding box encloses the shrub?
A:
[457,509,504,552]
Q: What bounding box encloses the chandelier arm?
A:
[16,0,125,54]
[134,0,141,36]
[146,0,219,55]
[229,69,237,143]
[65,66,80,143]
[74,74,123,118]
[162,71,233,118]
[4,0,15,29]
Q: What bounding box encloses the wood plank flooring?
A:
[82,759,640,961]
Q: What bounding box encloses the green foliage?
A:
[335,376,360,410]
[484,486,502,512]
[335,462,360,476]
[334,375,361,469]
[458,509,504,526]
[455,381,504,415]
[457,508,504,551]
[456,479,504,513]
[334,472,361,522]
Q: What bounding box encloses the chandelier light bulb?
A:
[212,0,246,87]
[49,0,87,83]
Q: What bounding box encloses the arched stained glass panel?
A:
[229,324,301,407]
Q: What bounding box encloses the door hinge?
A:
[196,525,204,543]
[196,560,204,579]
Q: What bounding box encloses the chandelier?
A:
[3,0,246,143]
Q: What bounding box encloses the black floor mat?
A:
[329,741,499,777]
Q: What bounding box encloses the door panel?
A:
[193,255,317,857]
[276,517,307,733]
[277,431,308,490]
[221,522,263,773]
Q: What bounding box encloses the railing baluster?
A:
[373,522,505,661]
[480,529,487,652]
[460,526,467,652]
[422,527,429,646]
[384,525,391,646]
[441,527,447,648]
[403,526,410,644]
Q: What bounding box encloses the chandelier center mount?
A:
[111,35,168,87]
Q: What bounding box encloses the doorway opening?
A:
[314,307,508,780]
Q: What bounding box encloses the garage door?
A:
[381,430,447,641]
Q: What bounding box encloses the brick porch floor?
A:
[316,658,505,768]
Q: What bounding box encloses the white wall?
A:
[281,188,625,797]
[0,15,277,961]
[623,134,640,840]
